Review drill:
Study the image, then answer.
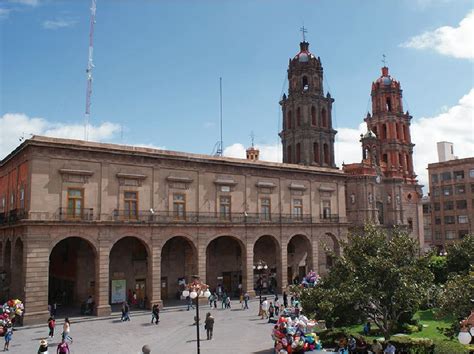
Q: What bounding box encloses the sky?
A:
[1,0,473,190]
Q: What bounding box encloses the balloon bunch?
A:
[272,314,323,353]
[3,299,24,318]
[300,270,320,288]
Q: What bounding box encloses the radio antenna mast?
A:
[84,0,97,141]
[215,77,223,156]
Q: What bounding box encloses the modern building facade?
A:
[425,146,474,250]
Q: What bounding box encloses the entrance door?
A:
[135,279,146,304]
[161,277,168,300]
[222,272,231,293]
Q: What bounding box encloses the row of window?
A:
[64,189,328,221]
[432,184,474,197]
[0,187,25,212]
[430,199,469,211]
[430,230,469,241]
[434,215,470,225]
[287,143,330,164]
[286,107,328,129]
[371,121,409,141]
[431,169,474,183]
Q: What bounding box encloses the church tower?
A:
[279,39,337,167]
[364,66,416,182]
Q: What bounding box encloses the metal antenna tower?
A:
[215,77,223,156]
[84,0,97,141]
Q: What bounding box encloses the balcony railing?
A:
[1,209,341,225]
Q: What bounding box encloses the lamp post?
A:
[253,260,268,316]
[458,310,474,345]
[182,276,211,354]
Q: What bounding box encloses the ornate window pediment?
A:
[116,172,147,187]
[59,169,93,183]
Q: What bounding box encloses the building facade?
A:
[425,152,474,250]
[0,136,348,324]
[343,66,423,242]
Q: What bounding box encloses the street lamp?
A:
[182,276,211,354]
[253,260,268,316]
[458,310,474,345]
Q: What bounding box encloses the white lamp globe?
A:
[204,290,211,298]
[190,291,198,299]
[182,290,190,297]
[264,265,268,269]
[458,331,471,345]
[470,327,474,337]
[257,265,262,270]
[253,265,256,270]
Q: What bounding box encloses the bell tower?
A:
[279,36,337,167]
[364,66,416,182]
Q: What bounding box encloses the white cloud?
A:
[42,18,77,30]
[401,10,474,59]
[334,123,366,167]
[224,143,282,162]
[8,0,39,6]
[0,113,121,160]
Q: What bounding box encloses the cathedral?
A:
[0,38,422,324]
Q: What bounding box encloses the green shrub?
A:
[432,339,469,354]
[401,323,421,334]
[318,328,354,348]
[387,337,434,354]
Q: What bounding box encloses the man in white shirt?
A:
[260,298,269,319]
[384,341,396,354]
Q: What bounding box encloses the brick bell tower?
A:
[364,66,417,182]
[279,38,337,167]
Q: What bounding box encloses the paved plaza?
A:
[11,299,275,354]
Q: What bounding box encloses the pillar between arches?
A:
[22,235,49,325]
[280,238,288,291]
[149,236,161,308]
[95,238,111,317]
[245,241,255,297]
[311,233,319,275]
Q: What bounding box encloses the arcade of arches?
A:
[0,230,342,324]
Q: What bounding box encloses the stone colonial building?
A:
[0,40,422,324]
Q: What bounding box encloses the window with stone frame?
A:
[454,170,464,180]
[67,188,84,219]
[219,195,231,220]
[173,193,186,220]
[459,230,469,239]
[469,169,474,178]
[321,200,331,219]
[434,231,442,240]
[434,202,440,211]
[444,215,455,224]
[442,186,453,196]
[260,198,271,221]
[19,187,25,209]
[431,174,438,183]
[445,230,456,240]
[458,215,469,224]
[435,217,441,225]
[124,191,138,220]
[0,196,5,212]
[292,199,303,220]
[443,201,454,211]
[455,184,466,194]
[456,200,467,209]
[433,187,440,197]
[441,171,452,181]
[10,192,15,210]
[471,184,474,193]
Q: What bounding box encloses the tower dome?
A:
[293,41,316,62]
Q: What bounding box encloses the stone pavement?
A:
[11,299,276,354]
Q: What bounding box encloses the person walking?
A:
[186,296,194,311]
[208,293,214,308]
[274,297,280,316]
[239,292,244,309]
[56,339,70,354]
[243,292,249,309]
[121,302,131,321]
[62,318,73,344]
[283,291,288,308]
[37,339,49,354]
[3,324,12,351]
[151,304,159,325]
[212,292,218,308]
[48,316,55,338]
[268,302,275,323]
[225,295,231,309]
[221,292,226,309]
[261,298,269,319]
[204,312,215,340]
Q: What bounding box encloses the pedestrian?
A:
[225,295,231,309]
[268,302,275,323]
[213,292,218,308]
[121,302,131,321]
[371,339,383,354]
[52,302,57,317]
[348,336,356,353]
[141,344,151,354]
[204,312,215,340]
[62,318,73,343]
[56,339,70,354]
[221,292,226,309]
[151,304,159,325]
[363,321,371,335]
[274,298,280,316]
[261,298,269,319]
[208,293,214,308]
[384,341,396,354]
[3,324,12,351]
[239,292,244,309]
[283,291,288,308]
[48,316,56,338]
[243,292,249,309]
[186,296,194,311]
[290,295,295,307]
[37,339,49,354]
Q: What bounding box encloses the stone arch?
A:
[321,108,327,128]
[206,235,246,296]
[253,235,281,294]
[49,236,97,308]
[160,235,198,302]
[287,234,313,285]
[109,236,150,308]
[11,238,24,300]
[318,233,340,274]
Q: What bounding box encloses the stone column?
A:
[95,236,111,316]
[22,234,49,325]
[245,240,255,296]
[311,231,319,274]
[280,237,288,291]
[197,232,206,284]
[149,234,162,308]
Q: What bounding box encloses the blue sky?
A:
[1,0,473,186]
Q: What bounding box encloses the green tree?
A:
[445,234,474,276]
[298,224,433,340]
